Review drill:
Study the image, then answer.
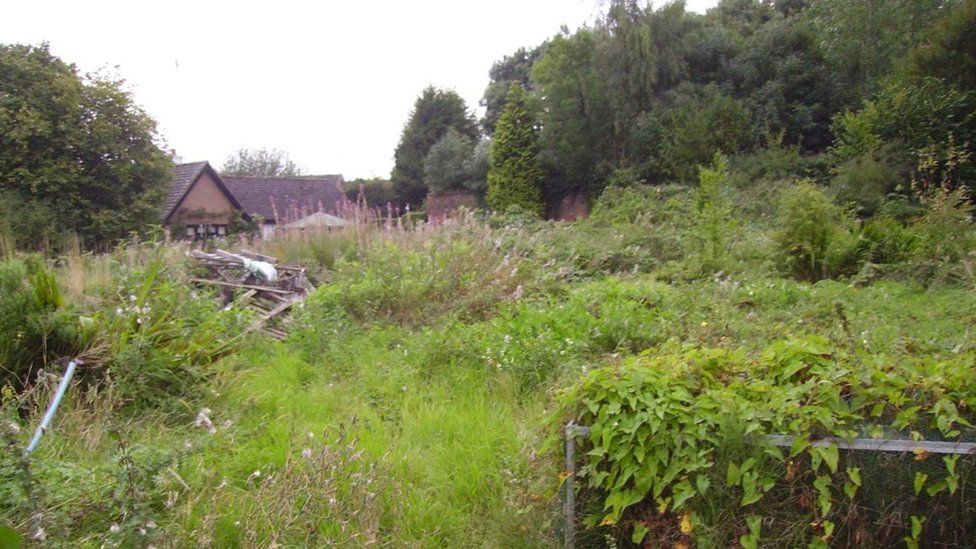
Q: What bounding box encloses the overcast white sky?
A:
[2,0,718,179]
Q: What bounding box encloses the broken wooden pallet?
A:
[189,248,313,338]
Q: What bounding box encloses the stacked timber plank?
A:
[189,249,313,340]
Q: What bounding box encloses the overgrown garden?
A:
[1,0,976,546]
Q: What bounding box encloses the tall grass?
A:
[2,175,975,546]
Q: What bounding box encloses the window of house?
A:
[186,226,196,237]
[217,225,227,236]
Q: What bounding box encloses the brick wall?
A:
[426,191,479,223]
[551,193,588,221]
[174,172,237,225]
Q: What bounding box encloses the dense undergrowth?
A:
[1,163,975,546]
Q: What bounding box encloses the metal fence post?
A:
[564,422,576,549]
[564,424,591,548]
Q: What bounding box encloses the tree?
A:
[728,15,838,151]
[220,147,303,177]
[486,84,545,216]
[345,178,396,209]
[0,44,172,248]
[805,0,950,105]
[480,45,547,134]
[423,129,488,194]
[904,0,976,91]
[391,87,478,207]
[645,83,757,182]
[531,29,614,199]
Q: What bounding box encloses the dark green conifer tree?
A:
[486,84,545,216]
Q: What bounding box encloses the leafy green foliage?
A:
[774,182,861,281]
[486,85,545,216]
[692,154,732,273]
[480,45,546,134]
[829,145,910,217]
[88,252,250,410]
[644,84,757,182]
[0,260,83,390]
[423,129,488,194]
[805,0,949,104]
[903,0,976,92]
[344,177,396,208]
[0,44,171,248]
[530,29,612,200]
[566,335,976,545]
[909,186,976,284]
[831,78,976,191]
[391,87,478,207]
[219,147,303,177]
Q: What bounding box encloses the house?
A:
[163,161,345,239]
[222,174,345,239]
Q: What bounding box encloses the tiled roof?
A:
[163,161,208,221]
[222,175,345,223]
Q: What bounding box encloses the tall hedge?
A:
[486,84,545,216]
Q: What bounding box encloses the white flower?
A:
[146,520,157,529]
[110,523,120,533]
[129,295,137,302]
[301,448,313,459]
[195,408,215,434]
[512,284,524,300]
[32,528,46,541]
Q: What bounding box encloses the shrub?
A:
[85,252,251,410]
[859,216,917,265]
[728,138,830,189]
[564,336,976,546]
[908,186,976,285]
[589,185,691,227]
[0,260,83,390]
[692,155,732,274]
[774,182,862,281]
[830,146,910,217]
